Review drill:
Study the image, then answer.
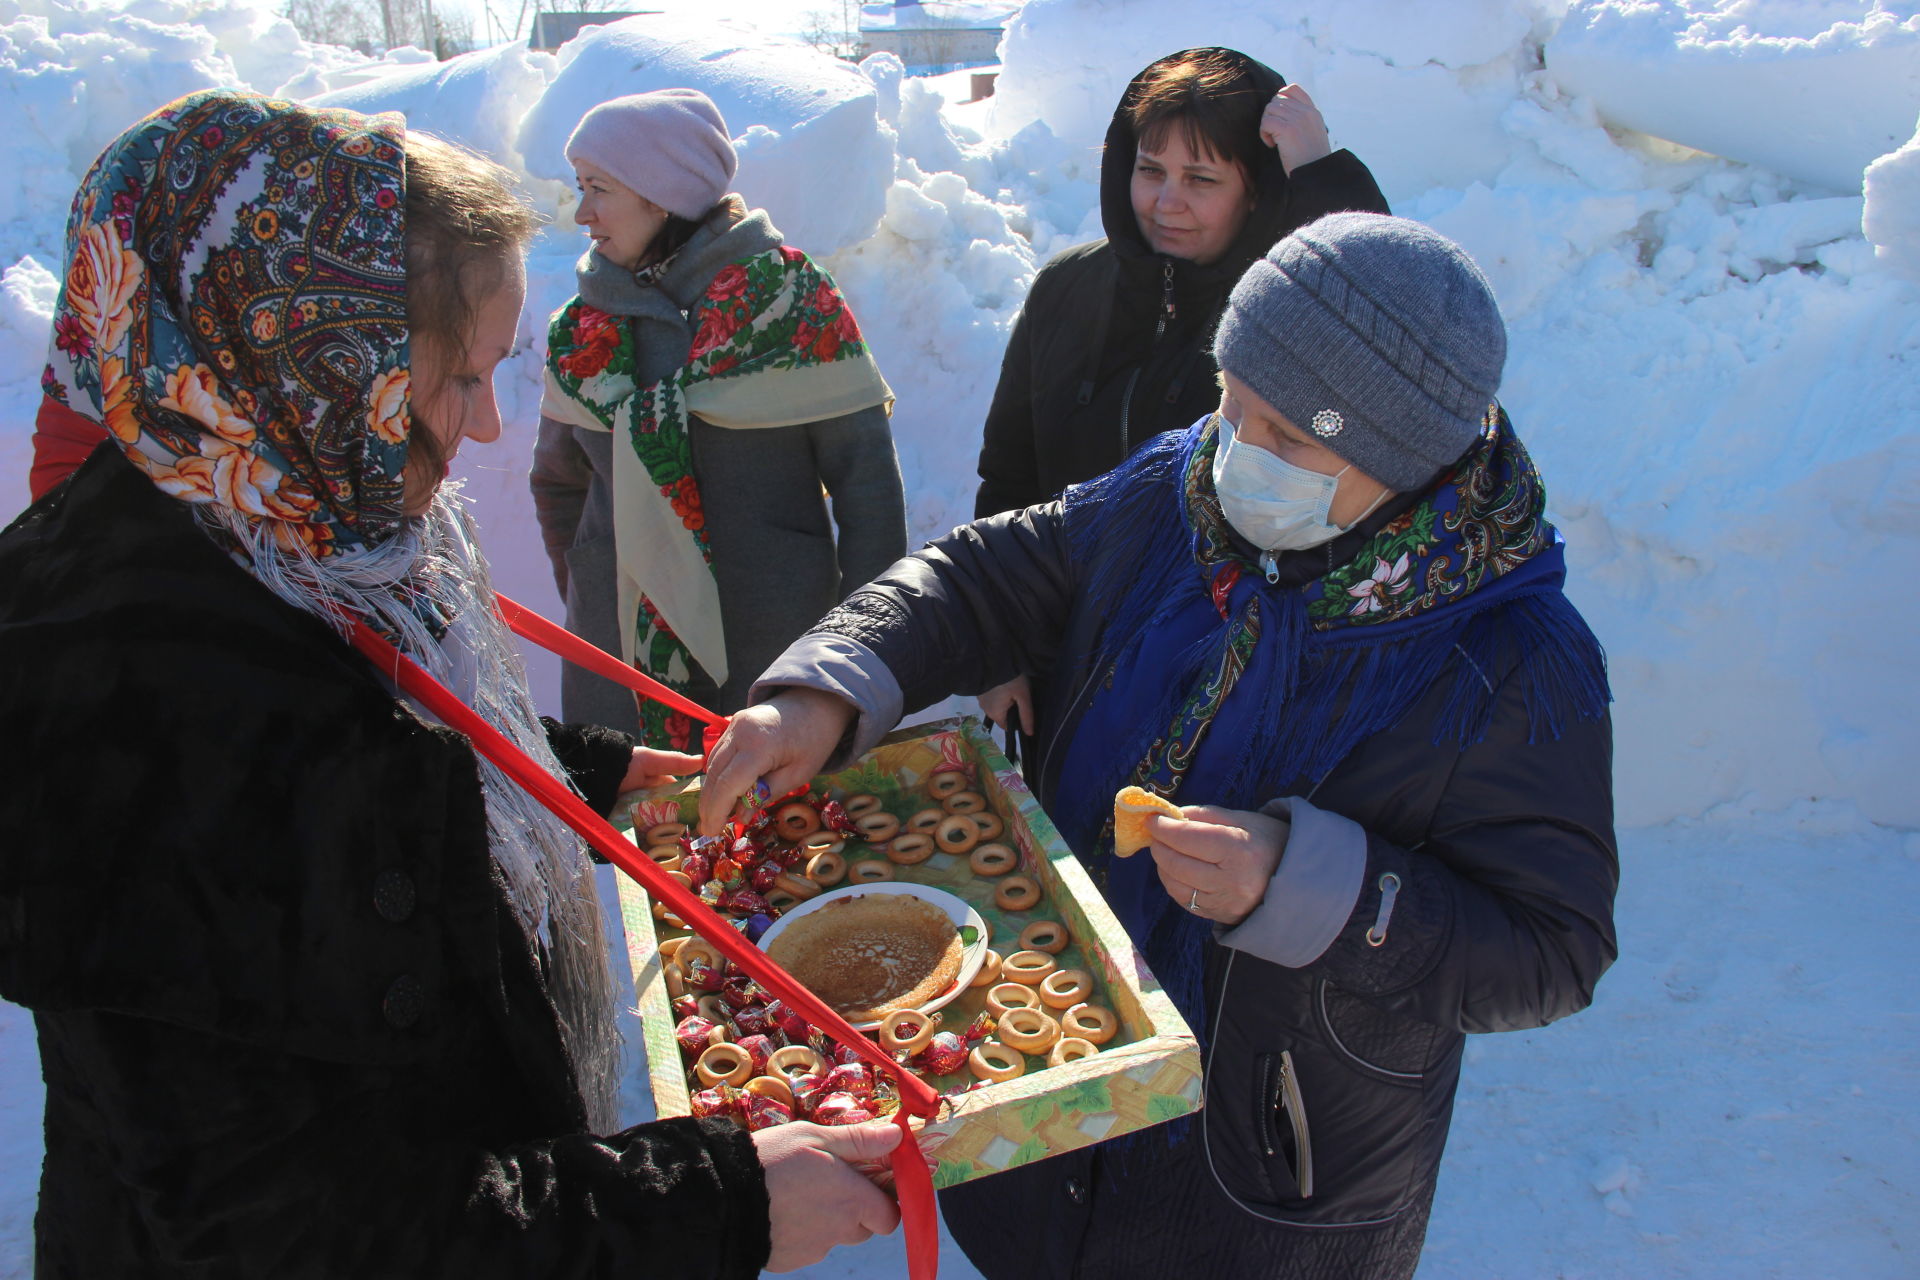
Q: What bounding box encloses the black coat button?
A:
[372,869,416,923]
[382,974,425,1029]
[1064,1177,1087,1205]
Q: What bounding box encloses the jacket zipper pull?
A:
[1158,260,1176,336]
[1260,549,1280,584]
[1366,872,1401,947]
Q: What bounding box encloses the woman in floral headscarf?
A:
[0,89,899,1277]
[532,88,907,752]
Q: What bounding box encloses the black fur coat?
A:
[0,447,769,1278]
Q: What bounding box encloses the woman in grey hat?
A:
[692,212,1619,1278]
[532,88,907,750]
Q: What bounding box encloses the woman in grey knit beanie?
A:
[531,88,908,749]
[694,210,1616,1280]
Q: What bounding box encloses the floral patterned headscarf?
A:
[40,89,626,1128]
[43,88,414,558]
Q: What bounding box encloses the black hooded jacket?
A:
[973,49,1391,518]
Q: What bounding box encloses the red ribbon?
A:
[350,605,942,1279]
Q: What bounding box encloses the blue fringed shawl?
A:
[1051,409,1610,1039]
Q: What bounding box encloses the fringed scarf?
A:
[1053,408,1609,1040]
[541,245,891,748]
[41,89,621,1128]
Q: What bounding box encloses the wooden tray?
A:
[615,716,1201,1188]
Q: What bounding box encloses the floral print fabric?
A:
[42,89,413,557]
[544,244,888,749]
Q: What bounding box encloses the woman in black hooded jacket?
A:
[973,47,1390,739]
[973,48,1389,519]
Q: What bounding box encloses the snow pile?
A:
[308,40,555,176]
[1549,0,1920,193]
[1865,111,1920,282]
[516,13,897,257]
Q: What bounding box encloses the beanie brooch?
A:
[1311,409,1344,438]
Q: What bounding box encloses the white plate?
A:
[757,883,989,1032]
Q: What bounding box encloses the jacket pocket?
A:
[1254,1049,1314,1200]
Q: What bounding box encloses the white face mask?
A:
[1211,413,1364,554]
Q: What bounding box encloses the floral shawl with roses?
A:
[541,245,890,746]
[41,89,418,567]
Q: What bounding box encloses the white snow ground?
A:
[1,0,1917,1275]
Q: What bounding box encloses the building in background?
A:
[856,0,1014,74]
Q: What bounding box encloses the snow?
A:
[1549,0,1920,193]
[1,0,1917,1275]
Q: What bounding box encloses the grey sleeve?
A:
[808,403,908,597]
[1214,796,1368,969]
[529,414,592,597]
[749,633,904,771]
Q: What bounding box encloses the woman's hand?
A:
[1146,804,1291,926]
[1259,84,1333,176]
[696,688,856,835]
[753,1120,904,1271]
[618,747,706,795]
[977,674,1034,737]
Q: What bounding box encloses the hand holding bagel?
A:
[1142,803,1290,927]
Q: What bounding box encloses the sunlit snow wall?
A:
[0,0,1915,830]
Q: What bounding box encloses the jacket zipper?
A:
[1036,661,1110,795]
[1276,1049,1314,1199]
[1118,261,1178,457]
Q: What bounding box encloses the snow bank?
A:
[1549,0,1920,193]
[515,14,894,257]
[307,40,555,175]
[0,0,1914,830]
[1865,113,1920,283]
[983,0,1552,206]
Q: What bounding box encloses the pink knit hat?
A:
[565,88,738,219]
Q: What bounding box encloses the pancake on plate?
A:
[767,893,963,1022]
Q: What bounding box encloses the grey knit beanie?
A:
[1213,212,1506,493]
[565,89,737,219]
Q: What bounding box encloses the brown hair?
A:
[401,131,540,484]
[1125,50,1271,183]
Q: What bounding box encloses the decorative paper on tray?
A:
[615,716,1201,1188]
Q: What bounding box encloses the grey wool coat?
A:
[530,199,908,735]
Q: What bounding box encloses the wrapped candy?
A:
[763,999,811,1042]
[743,912,776,944]
[720,976,761,1010]
[789,1071,832,1118]
[681,955,726,993]
[669,994,701,1021]
[741,1094,794,1131]
[718,887,772,917]
[822,1062,877,1101]
[909,1031,970,1077]
[711,854,743,887]
[735,1034,777,1077]
[817,798,860,839]
[806,1097,875,1128]
[809,1091,867,1126]
[748,859,784,893]
[674,1015,724,1057]
[731,1003,775,1037]
[689,1085,741,1120]
[680,850,714,890]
